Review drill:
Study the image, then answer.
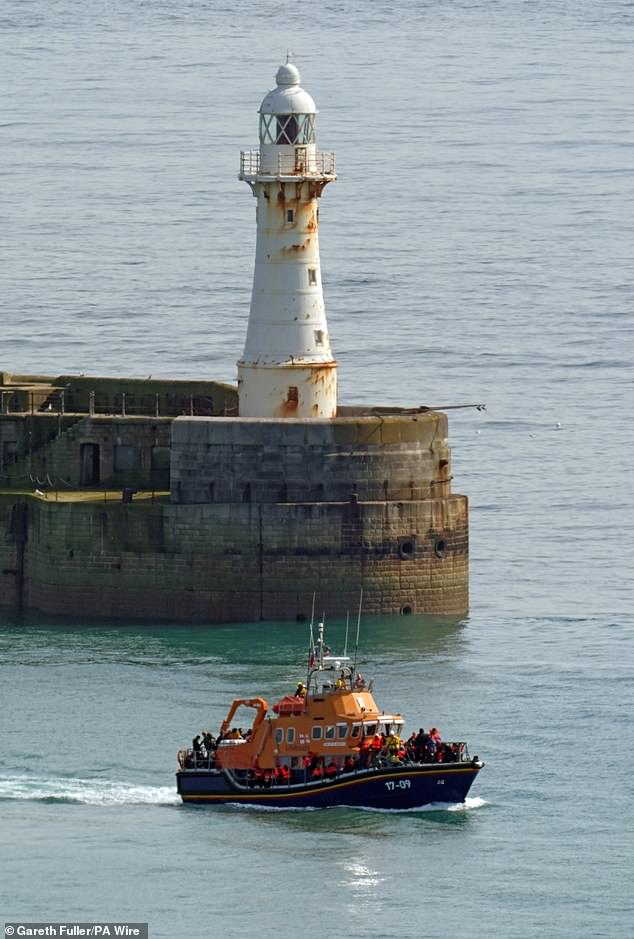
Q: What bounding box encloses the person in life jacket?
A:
[343,755,356,773]
[295,682,307,698]
[386,732,401,762]
[358,735,372,768]
[325,761,338,779]
[370,734,384,764]
[304,753,317,778]
[413,728,428,762]
[275,764,290,784]
[311,758,325,780]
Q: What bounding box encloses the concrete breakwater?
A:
[0,373,468,622]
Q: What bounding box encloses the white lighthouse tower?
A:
[238,61,337,418]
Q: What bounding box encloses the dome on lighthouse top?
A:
[276,63,300,86]
[259,62,317,115]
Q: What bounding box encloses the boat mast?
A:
[352,589,363,676]
[305,592,319,692]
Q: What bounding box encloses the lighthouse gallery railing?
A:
[239,150,336,178]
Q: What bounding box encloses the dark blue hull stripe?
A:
[177,765,481,809]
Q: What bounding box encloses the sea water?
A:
[1,1,633,936]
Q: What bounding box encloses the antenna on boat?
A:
[306,592,317,691]
[352,589,363,675]
[343,611,349,658]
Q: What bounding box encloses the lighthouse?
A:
[238,61,337,419]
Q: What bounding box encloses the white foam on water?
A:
[448,795,488,812]
[0,774,180,806]
[210,796,488,814]
[354,795,489,814]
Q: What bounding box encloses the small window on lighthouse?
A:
[314,330,324,345]
[308,268,317,286]
[286,208,295,224]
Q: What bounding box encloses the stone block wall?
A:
[1,415,172,490]
[171,414,453,504]
[7,493,468,622]
[1,404,470,623]
[0,497,22,611]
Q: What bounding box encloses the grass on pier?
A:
[0,489,170,504]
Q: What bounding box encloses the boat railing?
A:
[180,742,475,782]
[177,742,474,774]
[177,749,217,770]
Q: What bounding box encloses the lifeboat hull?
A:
[176,762,483,810]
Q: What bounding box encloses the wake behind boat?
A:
[176,622,484,809]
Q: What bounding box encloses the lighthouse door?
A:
[295,147,307,173]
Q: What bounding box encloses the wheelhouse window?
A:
[337,723,348,740]
[311,726,322,740]
[275,728,284,745]
[325,725,335,740]
[351,723,361,739]
[259,113,316,145]
[287,727,295,744]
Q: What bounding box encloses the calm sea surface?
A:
[1,1,633,937]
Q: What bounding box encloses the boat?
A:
[176,622,484,809]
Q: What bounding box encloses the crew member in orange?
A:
[359,734,372,768]
[368,733,383,766]
[311,758,325,780]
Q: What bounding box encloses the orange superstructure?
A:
[213,625,403,774]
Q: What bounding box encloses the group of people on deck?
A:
[355,726,456,769]
[185,723,459,777]
[189,727,252,764]
[243,726,458,788]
